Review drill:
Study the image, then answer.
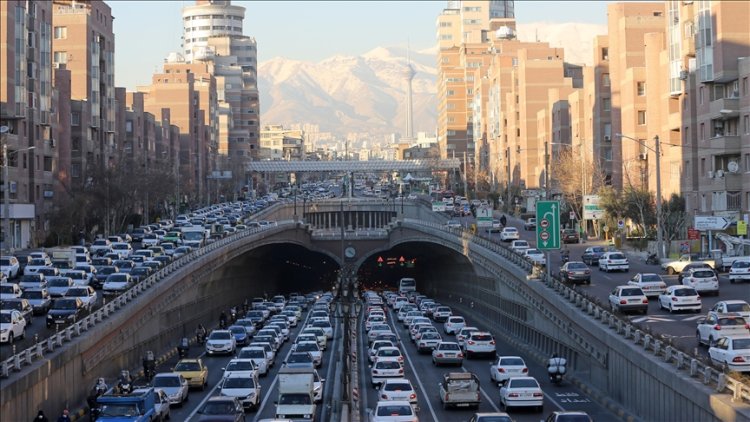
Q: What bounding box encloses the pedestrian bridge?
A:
[2,199,748,422]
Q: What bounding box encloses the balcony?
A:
[709,96,739,120]
[698,135,741,159]
[668,111,681,131]
[706,172,743,191]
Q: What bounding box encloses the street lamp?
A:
[615,133,664,258]
[2,126,35,254]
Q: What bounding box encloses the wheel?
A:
[669,303,674,313]
[709,336,717,347]
[20,330,25,340]
[696,331,703,346]
[8,333,13,344]
[667,267,676,275]
[442,401,449,410]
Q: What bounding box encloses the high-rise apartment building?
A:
[1,0,56,250]
[259,125,305,161]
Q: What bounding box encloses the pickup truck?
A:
[96,388,157,421]
[661,254,716,275]
[438,372,481,409]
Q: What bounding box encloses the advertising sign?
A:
[583,195,603,220]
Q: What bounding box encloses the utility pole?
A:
[506,146,511,212]
[544,140,552,281]
[463,151,468,198]
[654,135,664,258]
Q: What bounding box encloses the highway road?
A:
[357,294,617,421]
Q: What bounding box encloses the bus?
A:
[398,278,416,293]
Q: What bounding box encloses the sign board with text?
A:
[687,228,700,240]
[477,217,493,227]
[582,195,603,220]
[536,200,560,250]
[432,201,446,212]
[694,216,730,231]
[738,221,748,236]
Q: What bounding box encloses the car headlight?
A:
[1,329,8,334]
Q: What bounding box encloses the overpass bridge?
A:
[2,199,749,421]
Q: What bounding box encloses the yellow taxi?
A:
[173,358,208,389]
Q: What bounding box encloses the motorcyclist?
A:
[230,306,238,323]
[142,351,155,380]
[499,214,507,228]
[177,337,189,358]
[116,370,132,394]
[561,247,570,264]
[547,353,567,383]
[195,324,207,344]
[219,311,228,329]
[94,377,108,396]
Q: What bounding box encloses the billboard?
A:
[582,195,603,220]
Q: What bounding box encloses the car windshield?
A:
[693,270,715,278]
[29,259,48,266]
[229,327,246,335]
[288,353,312,363]
[200,401,237,415]
[500,357,525,366]
[673,288,697,297]
[384,382,412,391]
[621,288,643,296]
[0,258,10,265]
[527,249,541,254]
[4,301,23,311]
[376,361,401,369]
[726,303,750,312]
[53,300,77,310]
[379,349,400,357]
[475,417,513,422]
[0,285,15,293]
[175,361,201,371]
[505,228,517,232]
[279,393,311,405]
[296,343,318,352]
[22,291,44,299]
[21,275,43,283]
[99,404,141,417]
[376,404,412,416]
[554,416,592,422]
[640,274,661,282]
[209,331,232,340]
[226,361,254,371]
[733,339,750,349]
[49,279,70,287]
[733,261,750,269]
[609,253,626,260]
[718,317,746,326]
[568,263,588,270]
[67,289,88,296]
[471,334,492,341]
[154,376,181,387]
[223,377,254,388]
[509,378,539,388]
[239,349,265,359]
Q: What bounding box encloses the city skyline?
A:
[111,0,614,90]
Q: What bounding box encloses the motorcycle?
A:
[561,252,570,265]
[177,337,189,358]
[547,356,567,385]
[117,370,133,394]
[645,253,659,265]
[143,351,155,381]
[196,330,206,345]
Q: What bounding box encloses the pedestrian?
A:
[56,409,71,422]
[500,214,507,227]
[34,410,49,422]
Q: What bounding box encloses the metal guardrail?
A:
[401,218,750,405]
[0,204,289,379]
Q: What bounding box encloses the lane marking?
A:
[319,312,340,422]
[387,307,439,422]
[542,391,567,411]
[459,365,500,412]
[681,315,706,321]
[630,316,675,323]
[186,378,222,421]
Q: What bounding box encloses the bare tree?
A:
[550,148,608,221]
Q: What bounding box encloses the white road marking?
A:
[542,391,567,411]
[681,315,706,321]
[186,379,221,421]
[630,316,675,323]
[459,365,500,412]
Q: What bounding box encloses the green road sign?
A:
[536,200,560,250]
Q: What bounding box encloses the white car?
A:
[710,300,750,319]
[369,400,418,422]
[369,340,396,363]
[370,360,404,388]
[251,342,277,367]
[510,240,530,253]
[293,341,323,367]
[206,330,236,355]
[627,273,667,297]
[416,332,442,353]
[379,378,418,408]
[152,373,189,405]
[500,227,520,241]
[236,346,270,376]
[101,273,133,296]
[598,251,629,272]
[499,376,544,412]
[22,258,50,275]
[1,256,20,279]
[523,248,546,266]
[658,285,701,313]
[463,331,496,358]
[0,283,22,300]
[89,239,112,255]
[132,388,170,421]
[368,324,394,343]
[141,233,160,247]
[432,306,452,322]
[681,268,719,295]
[60,269,92,287]
[47,277,74,298]
[696,312,750,347]
[608,285,648,314]
[456,326,479,348]
[443,316,466,335]
[374,346,404,366]
[220,373,261,411]
[709,335,750,372]
[729,260,750,283]
[64,286,98,312]
[490,355,529,385]
[0,309,27,343]
[111,242,133,258]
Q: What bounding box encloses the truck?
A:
[714,233,750,271]
[661,254,716,275]
[96,388,157,422]
[438,372,481,410]
[180,225,208,249]
[276,367,316,420]
[47,247,76,269]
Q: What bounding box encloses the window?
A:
[602,98,611,112]
[700,158,706,174]
[745,153,750,172]
[699,86,704,104]
[71,112,80,126]
[700,123,705,140]
[54,26,67,39]
[126,120,133,133]
[43,156,52,172]
[744,115,749,134]
[53,51,67,64]
[601,73,610,87]
[447,90,455,96]
[463,6,481,12]
[637,111,647,125]
[743,77,749,96]
[71,163,81,178]
[637,82,646,96]
[601,48,609,61]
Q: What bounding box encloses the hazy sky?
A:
[111,1,612,90]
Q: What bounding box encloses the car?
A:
[608,285,648,314]
[228,325,250,346]
[561,229,579,244]
[432,305,452,322]
[1,256,21,279]
[681,267,719,295]
[432,341,464,366]
[729,260,750,284]
[469,413,514,422]
[523,218,536,231]
[173,358,209,389]
[292,341,322,367]
[21,288,52,315]
[90,239,112,256]
[369,340,396,363]
[110,242,133,259]
[627,273,667,297]
[0,309,26,343]
[677,262,714,283]
[152,373,189,406]
[222,358,258,381]
[378,378,418,408]
[510,240,530,254]
[92,265,119,289]
[130,388,171,421]
[207,329,237,355]
[60,269,92,287]
[64,286,98,312]
[236,346,270,376]
[444,315,465,335]
[456,326,479,348]
[102,273,135,296]
[249,342,276,367]
[559,261,591,284]
[2,298,33,325]
[709,335,750,372]
[219,373,261,411]
[129,266,152,283]
[17,274,46,290]
[445,220,462,229]
[487,220,503,233]
[696,312,750,347]
[581,246,607,266]
[658,285,701,313]
[369,400,417,422]
[598,251,629,272]
[544,411,594,422]
[416,332,443,353]
[284,351,315,369]
[0,282,23,300]
[46,298,86,328]
[463,331,496,358]
[368,324,394,344]
[500,227,520,241]
[499,376,544,412]
[523,248,546,266]
[490,356,529,385]
[374,346,404,366]
[370,360,404,388]
[711,300,750,319]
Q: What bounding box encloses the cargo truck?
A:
[96,387,157,422]
[48,247,76,270]
[275,367,316,420]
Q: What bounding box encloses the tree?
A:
[660,194,687,254]
[550,147,608,223]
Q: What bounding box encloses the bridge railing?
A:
[0,204,291,379]
[402,218,750,405]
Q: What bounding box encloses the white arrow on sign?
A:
[694,216,731,231]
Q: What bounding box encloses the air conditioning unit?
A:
[49,138,56,148]
[639,153,648,160]
[604,135,611,142]
[707,170,714,178]
[679,70,688,80]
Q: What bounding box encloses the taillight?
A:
[490,340,496,345]
[498,368,506,373]
[457,353,463,358]
[509,393,519,397]
[714,325,722,330]
[620,300,627,304]
[467,340,475,345]
[672,297,678,301]
[745,324,750,329]
[398,356,403,361]
[522,367,528,373]
[381,394,387,399]
[436,353,443,358]
[372,369,378,374]
[642,299,648,304]
[732,356,746,363]
[533,392,543,397]
[398,368,404,373]
[409,393,416,400]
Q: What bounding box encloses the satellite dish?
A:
[715,169,725,178]
[728,161,739,173]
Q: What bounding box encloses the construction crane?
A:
[714,233,750,271]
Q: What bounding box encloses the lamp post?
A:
[616,133,664,258]
[2,128,35,254]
